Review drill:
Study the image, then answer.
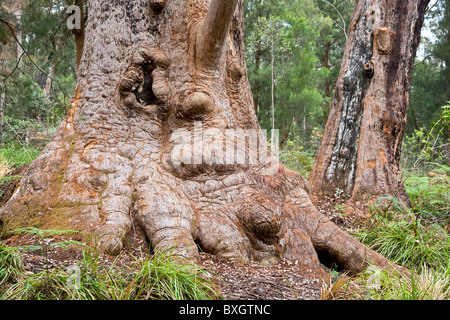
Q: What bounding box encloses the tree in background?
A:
[402,0,450,168]
[315,0,354,122]
[309,0,430,214]
[244,0,334,149]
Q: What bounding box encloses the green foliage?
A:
[404,165,450,220]
[279,139,316,177]
[407,0,449,137]
[1,0,76,142]
[402,104,450,169]
[244,0,341,146]
[354,196,449,271]
[2,116,45,144]
[0,242,23,285]
[0,143,41,167]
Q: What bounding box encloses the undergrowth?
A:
[0,235,222,300]
[322,165,450,300]
[0,143,41,168]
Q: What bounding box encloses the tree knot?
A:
[239,199,282,245]
[117,47,171,119]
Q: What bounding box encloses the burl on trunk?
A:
[0,0,402,274]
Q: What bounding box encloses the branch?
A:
[413,54,431,67]
[195,0,239,72]
[318,0,348,40]
[2,51,25,82]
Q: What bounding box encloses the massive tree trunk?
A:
[309,0,429,213]
[0,0,403,274]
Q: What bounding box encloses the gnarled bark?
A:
[309,0,430,214]
[0,0,403,275]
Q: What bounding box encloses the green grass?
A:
[0,240,222,300]
[0,242,24,286]
[323,164,450,300]
[404,164,449,221]
[354,213,449,271]
[128,248,221,300]
[280,147,315,178]
[0,143,41,168]
[351,164,450,272]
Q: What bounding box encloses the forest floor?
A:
[2,229,335,300]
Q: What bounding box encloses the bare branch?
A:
[0,18,54,82]
[195,0,239,72]
[317,0,348,40]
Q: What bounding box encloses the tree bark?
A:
[309,0,430,213]
[446,0,450,167]
[0,0,404,275]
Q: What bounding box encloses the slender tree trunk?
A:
[253,46,262,113]
[44,66,54,131]
[0,0,405,275]
[0,81,5,144]
[309,0,430,213]
[69,0,87,72]
[323,41,332,123]
[13,10,22,61]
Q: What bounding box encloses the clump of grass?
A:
[354,197,449,271]
[356,263,450,300]
[0,239,222,300]
[128,247,222,300]
[321,262,450,300]
[0,242,23,286]
[320,272,360,300]
[1,268,69,300]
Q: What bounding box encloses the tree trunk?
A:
[0,0,404,275]
[44,66,54,131]
[252,45,262,113]
[309,0,429,213]
[13,9,22,61]
[322,41,332,122]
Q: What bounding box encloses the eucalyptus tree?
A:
[1,0,404,275]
